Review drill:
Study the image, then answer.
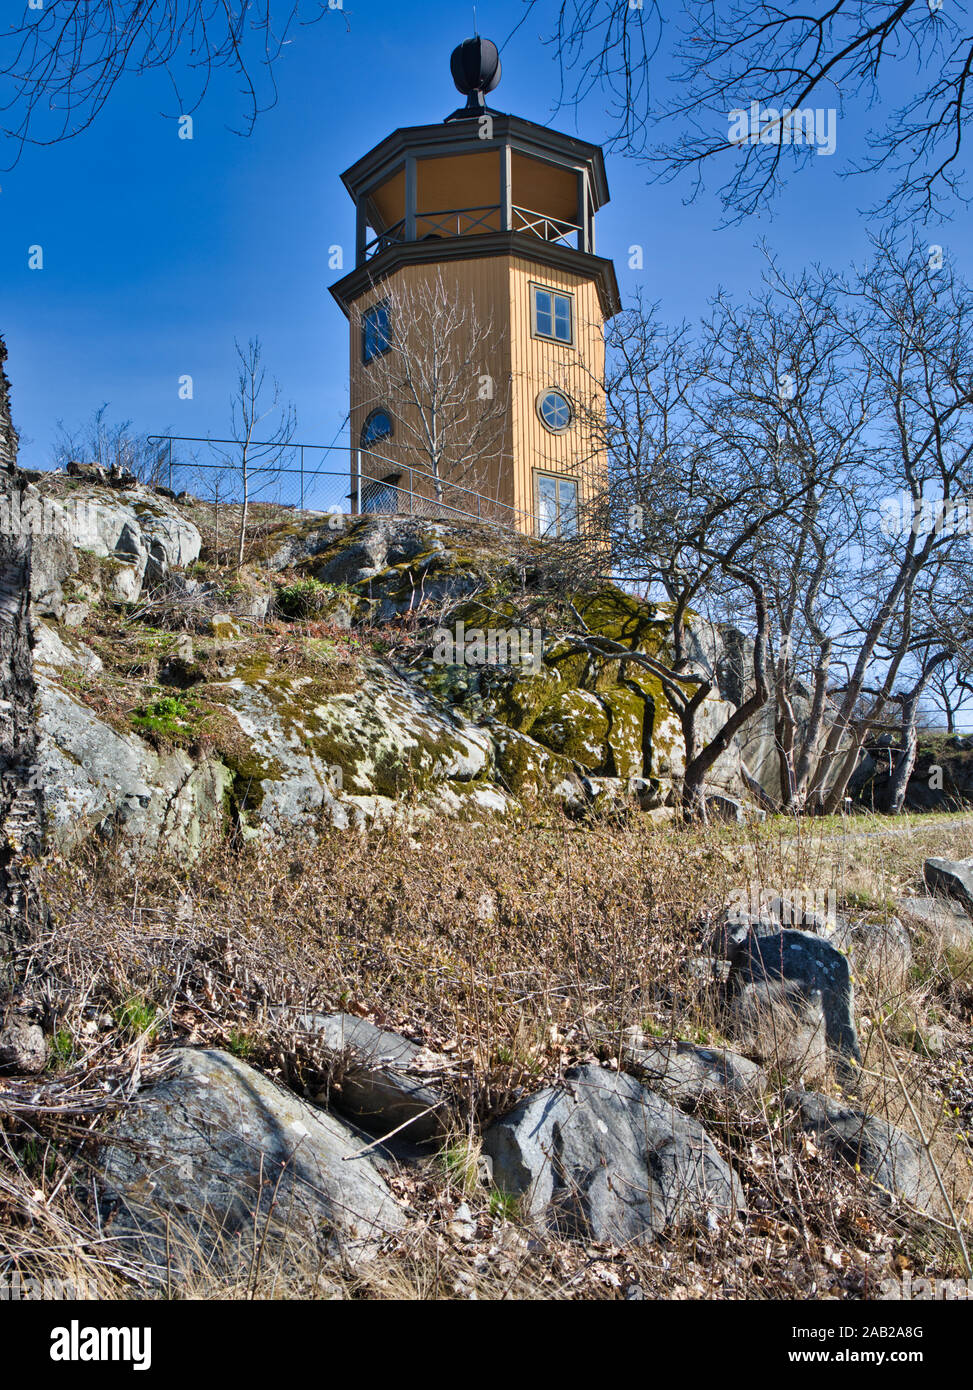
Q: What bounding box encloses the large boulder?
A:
[25,483,201,614]
[282,1012,451,1143]
[727,930,860,1078]
[140,510,202,580]
[97,1048,406,1281]
[788,1091,939,1212]
[220,653,507,833]
[530,689,612,771]
[923,858,973,918]
[896,896,973,953]
[622,1035,768,1106]
[481,1064,744,1245]
[35,676,232,853]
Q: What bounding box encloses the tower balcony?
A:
[363,202,585,260]
[339,114,611,270]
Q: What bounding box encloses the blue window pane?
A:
[361,410,392,446]
[363,304,390,362]
[533,288,573,343]
[539,391,571,431]
[535,475,579,538]
[558,479,578,535]
[537,475,559,536]
[534,289,553,338]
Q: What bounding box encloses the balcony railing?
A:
[511,205,582,246]
[362,203,584,260]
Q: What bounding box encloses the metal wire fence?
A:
[145,435,578,537]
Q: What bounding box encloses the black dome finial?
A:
[449,36,501,113]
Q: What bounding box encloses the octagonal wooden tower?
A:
[329,37,620,538]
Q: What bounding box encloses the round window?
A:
[537,389,572,432]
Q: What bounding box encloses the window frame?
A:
[533,470,580,539]
[536,388,573,434]
[530,284,575,347]
[361,299,392,364]
[360,408,394,449]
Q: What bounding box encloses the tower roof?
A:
[339,113,611,212]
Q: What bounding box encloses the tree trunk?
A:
[886,693,920,814]
[237,453,249,568]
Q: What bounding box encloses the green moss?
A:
[530,689,611,771]
[221,747,285,817]
[478,665,563,733]
[275,576,351,619]
[600,686,646,779]
[130,693,195,740]
[492,724,574,796]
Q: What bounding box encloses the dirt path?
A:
[826,815,973,844]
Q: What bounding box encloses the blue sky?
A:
[0,0,958,469]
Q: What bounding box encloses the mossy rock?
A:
[491,724,575,797]
[207,614,242,640]
[600,686,646,780]
[621,667,683,777]
[572,588,661,648]
[530,689,611,771]
[544,639,592,689]
[478,664,563,734]
[412,661,479,708]
[221,748,285,818]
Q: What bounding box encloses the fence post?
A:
[168,438,172,492]
[300,445,305,510]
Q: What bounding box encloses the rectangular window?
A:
[531,286,574,345]
[535,473,579,538]
[362,301,391,363]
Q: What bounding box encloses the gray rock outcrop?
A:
[727,930,861,1078]
[788,1091,938,1212]
[622,1034,768,1106]
[481,1063,745,1244]
[282,1011,451,1143]
[97,1047,406,1281]
[924,857,973,918]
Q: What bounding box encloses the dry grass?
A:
[1,809,971,1299]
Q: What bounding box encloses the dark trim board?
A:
[330,232,622,321]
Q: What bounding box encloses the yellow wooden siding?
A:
[416,150,500,221]
[509,153,578,224]
[346,252,607,533]
[348,259,515,516]
[507,258,606,522]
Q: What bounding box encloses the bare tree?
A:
[568,300,817,819]
[0,2,342,166]
[571,236,973,818]
[212,338,296,567]
[796,238,973,811]
[924,659,973,734]
[533,0,973,224]
[355,271,511,514]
